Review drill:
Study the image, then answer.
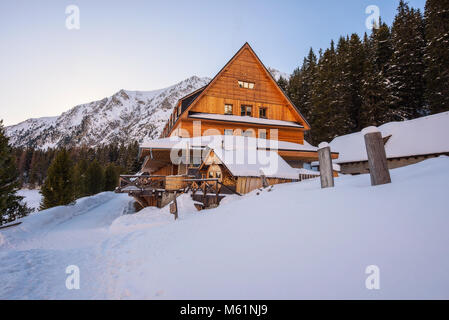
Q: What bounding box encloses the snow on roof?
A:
[210,143,300,179]
[188,113,303,128]
[310,161,341,172]
[330,111,449,163]
[140,135,318,153]
[296,168,320,175]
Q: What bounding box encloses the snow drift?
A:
[1,157,449,299]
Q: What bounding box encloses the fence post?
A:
[170,191,178,220]
[363,127,391,186]
[318,142,334,188]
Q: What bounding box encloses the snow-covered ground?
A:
[1,157,449,299]
[17,189,42,212]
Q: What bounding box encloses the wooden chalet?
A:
[117,43,339,209]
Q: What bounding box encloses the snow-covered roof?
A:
[188,113,303,128]
[140,135,318,153]
[209,143,300,180]
[330,112,449,164]
[296,168,320,176]
[310,162,341,172]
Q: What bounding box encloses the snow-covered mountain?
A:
[6,76,210,149]
[6,68,289,150]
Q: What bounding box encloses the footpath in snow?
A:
[1,157,449,299]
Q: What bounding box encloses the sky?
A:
[0,0,426,126]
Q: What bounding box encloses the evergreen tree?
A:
[288,48,317,122]
[388,0,426,119]
[373,21,393,73]
[0,121,29,225]
[85,160,104,195]
[73,159,88,198]
[104,163,119,191]
[309,41,352,144]
[360,25,391,127]
[345,33,366,131]
[277,76,289,92]
[424,0,449,114]
[40,149,75,209]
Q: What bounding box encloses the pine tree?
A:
[277,76,289,92]
[40,149,75,209]
[73,159,89,198]
[388,0,426,120]
[0,121,29,225]
[373,21,393,73]
[424,0,449,114]
[288,48,317,122]
[360,25,391,127]
[309,41,352,144]
[104,163,119,191]
[85,160,104,195]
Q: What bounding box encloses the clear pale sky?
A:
[0,0,426,126]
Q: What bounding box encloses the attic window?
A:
[238,80,255,89]
[224,104,233,115]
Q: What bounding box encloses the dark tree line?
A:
[0,121,29,225]
[13,142,142,210]
[281,0,449,145]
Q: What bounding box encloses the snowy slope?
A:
[1,157,449,299]
[6,76,210,149]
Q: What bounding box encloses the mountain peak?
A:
[6,76,211,149]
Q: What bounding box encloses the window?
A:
[243,130,255,137]
[241,105,252,116]
[259,130,267,139]
[259,107,267,119]
[224,104,233,115]
[224,129,233,135]
[238,80,255,90]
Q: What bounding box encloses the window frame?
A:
[238,80,255,90]
[241,104,253,117]
[259,107,267,119]
[224,104,233,115]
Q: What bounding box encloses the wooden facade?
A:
[118,43,339,209]
[160,42,309,145]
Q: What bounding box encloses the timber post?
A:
[318,142,334,188]
[170,191,178,220]
[260,172,269,188]
[363,127,391,186]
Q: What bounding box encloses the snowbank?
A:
[1,157,449,299]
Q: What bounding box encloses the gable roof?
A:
[200,136,301,179]
[180,86,207,113]
[168,42,311,135]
